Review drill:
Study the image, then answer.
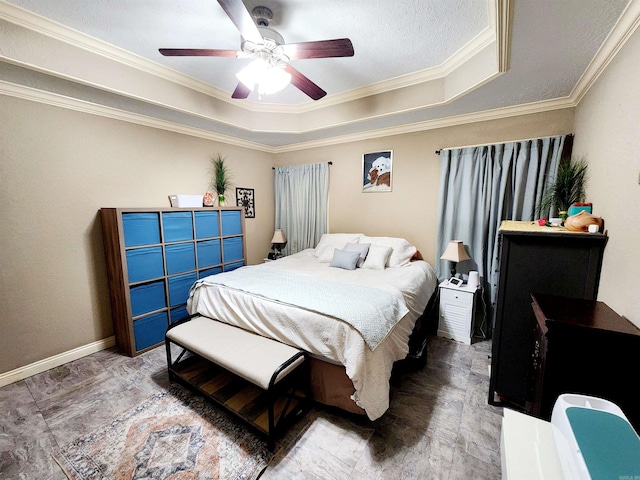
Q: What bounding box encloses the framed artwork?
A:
[236,187,255,218]
[362,150,393,192]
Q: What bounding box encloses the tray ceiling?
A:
[0,0,635,150]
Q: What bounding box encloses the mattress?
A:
[187,248,437,420]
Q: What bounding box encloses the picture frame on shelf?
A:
[362,150,393,192]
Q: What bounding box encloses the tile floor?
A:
[0,336,502,479]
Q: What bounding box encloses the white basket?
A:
[168,195,203,208]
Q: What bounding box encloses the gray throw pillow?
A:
[329,248,361,270]
[343,242,371,268]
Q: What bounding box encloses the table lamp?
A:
[440,240,470,277]
[270,229,287,259]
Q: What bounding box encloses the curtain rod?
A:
[435,133,574,155]
[272,161,332,170]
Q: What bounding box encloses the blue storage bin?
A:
[165,243,195,274]
[170,305,189,324]
[221,210,242,236]
[225,261,245,272]
[199,267,222,278]
[133,311,168,351]
[162,212,193,242]
[130,280,166,317]
[123,213,160,247]
[126,247,164,283]
[223,237,244,263]
[195,211,219,239]
[568,203,593,216]
[197,239,221,268]
[168,272,197,307]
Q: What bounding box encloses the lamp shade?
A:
[440,240,471,263]
[271,229,287,244]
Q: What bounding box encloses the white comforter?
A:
[186,249,437,420]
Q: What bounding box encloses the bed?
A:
[186,233,438,420]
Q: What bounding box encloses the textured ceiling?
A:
[3,0,489,103]
[0,0,635,149]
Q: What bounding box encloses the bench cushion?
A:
[166,316,305,389]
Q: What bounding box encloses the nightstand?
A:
[437,280,479,345]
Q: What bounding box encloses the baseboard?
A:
[0,336,116,388]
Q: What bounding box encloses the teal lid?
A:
[566,407,640,480]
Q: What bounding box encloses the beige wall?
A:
[572,26,640,327]
[0,96,275,374]
[0,97,574,376]
[276,109,575,266]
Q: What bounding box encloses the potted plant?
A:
[209,154,232,206]
[539,156,589,224]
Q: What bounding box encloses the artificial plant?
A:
[538,156,589,218]
[209,154,232,206]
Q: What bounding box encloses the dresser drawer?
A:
[440,287,474,308]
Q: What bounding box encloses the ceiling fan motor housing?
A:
[252,6,273,27]
[160,1,352,100]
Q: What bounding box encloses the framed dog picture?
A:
[362,150,393,192]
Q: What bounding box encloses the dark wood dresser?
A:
[489,221,607,409]
[529,293,640,430]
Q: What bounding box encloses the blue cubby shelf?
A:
[100,207,245,357]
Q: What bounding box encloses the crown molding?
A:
[273,96,575,153]
[300,26,497,112]
[570,0,640,105]
[0,1,236,102]
[0,80,276,153]
[2,74,574,156]
[10,0,639,153]
[0,0,506,117]
[496,0,512,72]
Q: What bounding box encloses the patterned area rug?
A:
[52,387,299,480]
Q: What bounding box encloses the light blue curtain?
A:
[274,162,329,255]
[435,135,569,334]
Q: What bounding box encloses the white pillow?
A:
[314,233,362,263]
[343,242,370,268]
[361,245,392,270]
[329,249,360,270]
[360,235,416,267]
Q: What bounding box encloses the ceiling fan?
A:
[159,0,354,101]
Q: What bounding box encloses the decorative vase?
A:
[218,194,225,207]
[559,210,568,225]
[564,210,603,232]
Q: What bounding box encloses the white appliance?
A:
[501,394,640,479]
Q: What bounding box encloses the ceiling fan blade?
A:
[281,38,354,60]
[231,82,251,99]
[159,48,238,57]
[284,65,326,101]
[217,0,264,45]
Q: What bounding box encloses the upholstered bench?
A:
[165,315,310,447]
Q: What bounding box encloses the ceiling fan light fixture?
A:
[161,1,352,101]
[236,58,291,96]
